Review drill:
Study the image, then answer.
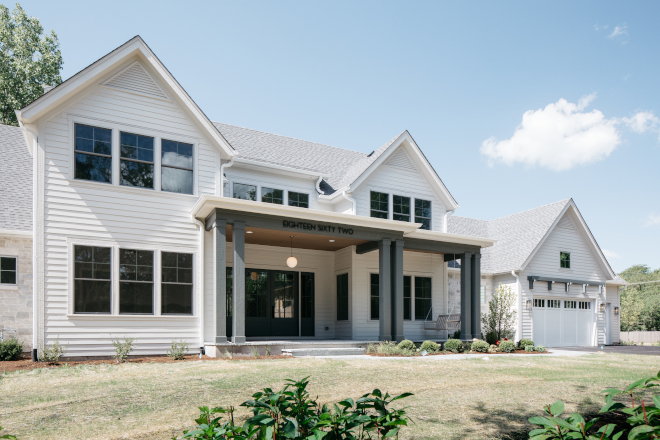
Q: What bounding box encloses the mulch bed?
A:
[367,349,544,357]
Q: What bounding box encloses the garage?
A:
[533,298,595,347]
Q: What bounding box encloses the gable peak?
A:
[101,60,170,101]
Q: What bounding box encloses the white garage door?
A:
[533,298,595,347]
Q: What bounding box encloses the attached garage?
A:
[532,298,595,347]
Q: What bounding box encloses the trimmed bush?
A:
[397,339,416,351]
[485,331,498,345]
[444,339,463,353]
[518,338,534,348]
[167,339,189,360]
[452,330,461,339]
[420,340,439,353]
[524,345,535,352]
[0,337,23,361]
[472,340,489,353]
[499,340,516,353]
[535,345,546,353]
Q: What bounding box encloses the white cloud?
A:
[645,213,660,227]
[602,249,619,259]
[609,24,628,38]
[620,111,659,133]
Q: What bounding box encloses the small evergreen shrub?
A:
[465,341,473,352]
[444,339,463,353]
[112,336,135,363]
[0,337,23,361]
[485,331,498,345]
[525,345,535,352]
[167,339,189,360]
[39,336,68,364]
[397,339,416,351]
[518,338,534,348]
[420,340,439,353]
[499,340,516,353]
[535,345,546,353]
[452,330,461,339]
[472,340,490,353]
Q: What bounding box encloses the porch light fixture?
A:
[598,302,605,313]
[526,300,532,311]
[329,239,335,243]
[250,271,258,281]
[614,306,619,316]
[286,236,298,268]
[246,230,253,234]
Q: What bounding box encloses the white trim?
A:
[232,158,325,180]
[0,255,18,286]
[0,229,31,238]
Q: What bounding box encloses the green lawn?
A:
[0,353,657,439]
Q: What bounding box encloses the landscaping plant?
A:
[38,336,67,364]
[0,337,23,361]
[443,339,463,353]
[498,340,516,353]
[518,338,534,349]
[471,340,490,353]
[397,339,415,351]
[525,345,535,352]
[176,377,413,439]
[167,339,189,360]
[481,283,517,341]
[420,340,439,353]
[535,345,546,353]
[485,330,499,345]
[111,336,135,363]
[0,425,17,440]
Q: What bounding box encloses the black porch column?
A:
[232,222,246,344]
[470,253,481,340]
[460,252,473,340]
[391,239,404,342]
[214,219,227,344]
[378,239,392,341]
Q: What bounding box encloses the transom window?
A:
[262,187,283,204]
[547,299,561,308]
[161,252,193,315]
[370,191,389,219]
[393,195,410,222]
[415,199,432,230]
[534,298,545,308]
[560,252,571,269]
[414,277,432,320]
[74,245,111,314]
[119,249,154,314]
[120,132,154,189]
[564,300,576,309]
[74,124,112,183]
[233,183,256,201]
[370,273,379,320]
[288,191,309,208]
[579,301,591,310]
[0,257,17,285]
[161,139,194,194]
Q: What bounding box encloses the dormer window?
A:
[233,183,256,201]
[393,195,410,222]
[560,252,571,269]
[415,199,432,230]
[370,191,388,219]
[74,123,112,183]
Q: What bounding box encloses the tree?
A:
[0,3,63,126]
[619,264,660,331]
[481,283,517,340]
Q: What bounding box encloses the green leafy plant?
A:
[0,425,17,440]
[452,330,461,339]
[444,339,463,353]
[420,340,439,353]
[472,340,490,353]
[485,330,498,345]
[111,336,135,363]
[498,340,516,353]
[38,336,68,364]
[489,344,499,353]
[249,346,260,358]
[481,283,517,341]
[167,339,189,361]
[535,345,546,353]
[0,337,23,361]
[397,339,415,351]
[265,345,271,357]
[525,345,535,352]
[518,338,534,349]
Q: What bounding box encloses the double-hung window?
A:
[74,246,112,314]
[393,195,410,222]
[233,183,256,201]
[120,132,154,188]
[560,252,571,269]
[370,273,379,320]
[262,187,283,204]
[161,139,193,194]
[161,252,193,314]
[414,277,432,320]
[288,191,309,208]
[119,249,154,314]
[0,257,17,285]
[415,199,432,230]
[370,191,389,219]
[74,124,112,183]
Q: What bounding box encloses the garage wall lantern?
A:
[598,302,605,313]
[614,306,620,316]
[526,300,532,311]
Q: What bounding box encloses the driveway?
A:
[557,345,660,356]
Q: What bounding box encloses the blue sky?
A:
[14,0,660,272]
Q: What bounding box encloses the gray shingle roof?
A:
[448,199,571,273]
[0,124,32,231]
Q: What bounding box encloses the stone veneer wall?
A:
[447,270,494,333]
[0,236,32,351]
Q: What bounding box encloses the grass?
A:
[0,353,658,439]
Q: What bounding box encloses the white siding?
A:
[335,247,352,339]
[606,285,621,344]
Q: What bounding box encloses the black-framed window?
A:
[246,269,268,318]
[415,199,432,230]
[262,187,283,204]
[74,245,111,314]
[370,273,379,320]
[288,191,309,208]
[119,249,154,314]
[370,191,389,219]
[301,272,314,319]
[0,257,17,285]
[337,273,349,321]
[393,195,410,222]
[414,277,432,320]
[403,275,411,320]
[120,132,154,189]
[74,123,112,183]
[560,252,571,269]
[233,183,256,201]
[161,139,193,194]
[161,252,193,314]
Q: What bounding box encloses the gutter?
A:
[315,176,323,194]
[341,191,357,215]
[511,270,522,341]
[443,209,454,233]
[219,158,234,197]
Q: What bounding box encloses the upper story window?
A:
[393,195,410,222]
[120,132,154,189]
[262,187,283,204]
[370,191,389,219]
[74,245,112,314]
[233,183,256,201]
[288,191,309,208]
[1,257,17,285]
[415,199,432,230]
[74,124,112,183]
[560,251,571,269]
[161,139,194,194]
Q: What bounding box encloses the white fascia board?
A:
[232,158,325,180]
[404,229,496,248]
[0,229,32,238]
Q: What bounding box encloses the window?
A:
[74,123,112,183]
[370,273,379,320]
[119,249,154,314]
[288,191,309,208]
[246,270,268,318]
[548,299,560,308]
[564,300,576,309]
[301,273,314,319]
[393,195,410,222]
[0,257,17,284]
[337,273,349,320]
[262,187,283,204]
[415,199,432,230]
[370,191,389,219]
[273,272,295,318]
[120,132,154,188]
[560,252,571,269]
[534,299,545,308]
[579,301,591,310]
[233,183,256,201]
[74,245,111,314]
[403,275,411,320]
[161,252,193,314]
[161,139,193,194]
[414,277,432,320]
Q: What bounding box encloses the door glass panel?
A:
[273,272,295,318]
[301,273,314,319]
[246,270,268,318]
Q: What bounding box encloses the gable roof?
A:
[0,124,32,231]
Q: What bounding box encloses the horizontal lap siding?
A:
[335,247,352,339]
[606,286,620,343]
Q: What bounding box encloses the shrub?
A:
[39,336,68,364]
[518,338,534,348]
[489,344,499,352]
[0,337,23,361]
[525,345,535,352]
[249,346,260,358]
[167,339,189,360]
[472,340,489,353]
[397,339,416,351]
[452,330,461,339]
[444,339,463,353]
[420,340,439,353]
[485,330,498,345]
[535,345,546,353]
[112,336,135,363]
[499,340,516,353]
[481,283,517,340]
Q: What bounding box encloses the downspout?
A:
[443,209,455,233]
[195,219,205,356]
[511,270,522,342]
[341,190,357,215]
[219,157,234,197]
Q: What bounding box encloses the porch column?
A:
[378,239,392,341]
[232,221,246,344]
[390,239,404,342]
[470,253,481,340]
[460,252,472,340]
[214,219,227,344]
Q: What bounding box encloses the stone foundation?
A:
[0,235,32,351]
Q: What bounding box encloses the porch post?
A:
[390,239,404,342]
[214,219,227,344]
[232,221,246,344]
[460,252,472,340]
[378,239,392,341]
[471,253,481,340]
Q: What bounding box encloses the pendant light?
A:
[286,235,298,268]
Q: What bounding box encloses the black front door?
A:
[270,271,298,337]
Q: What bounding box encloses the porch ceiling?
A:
[227,224,368,252]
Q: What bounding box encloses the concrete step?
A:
[282,347,366,357]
